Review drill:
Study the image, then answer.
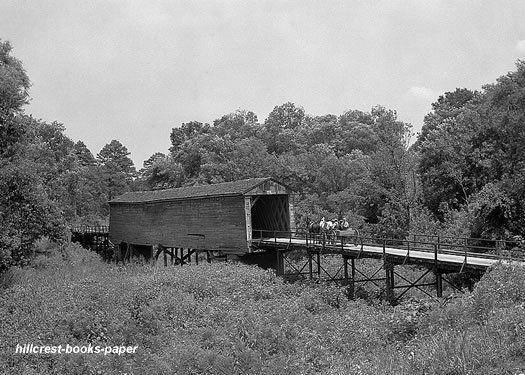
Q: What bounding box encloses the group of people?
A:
[306,216,359,245]
[307,216,351,234]
[319,217,350,231]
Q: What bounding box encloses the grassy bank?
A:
[0,244,524,375]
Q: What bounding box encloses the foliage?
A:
[0,150,67,271]
[0,39,30,158]
[0,41,138,269]
[417,61,525,239]
[97,139,136,200]
[1,247,524,374]
[3,37,525,279]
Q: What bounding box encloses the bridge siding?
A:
[109,195,248,253]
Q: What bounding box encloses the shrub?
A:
[1,249,524,374]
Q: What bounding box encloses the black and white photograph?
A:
[1,1,525,374]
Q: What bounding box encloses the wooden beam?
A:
[250,196,261,208]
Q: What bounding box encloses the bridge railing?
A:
[252,229,525,262]
[70,225,109,234]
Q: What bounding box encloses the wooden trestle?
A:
[70,226,525,304]
[254,230,525,305]
[71,226,226,265]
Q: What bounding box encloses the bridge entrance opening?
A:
[251,195,290,237]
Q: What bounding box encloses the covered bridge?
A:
[109,177,294,255]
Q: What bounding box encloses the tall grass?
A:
[1,243,524,374]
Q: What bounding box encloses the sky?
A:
[1,0,525,167]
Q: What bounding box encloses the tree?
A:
[0,40,31,158]
[139,155,185,190]
[0,161,66,270]
[74,141,96,167]
[97,140,136,200]
[170,121,210,154]
[416,88,479,147]
[212,109,260,141]
[335,110,377,155]
[367,106,416,237]
[0,40,30,115]
[263,102,305,154]
[0,41,70,269]
[416,61,525,238]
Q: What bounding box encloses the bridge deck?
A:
[257,236,524,271]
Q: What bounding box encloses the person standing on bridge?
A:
[340,217,350,230]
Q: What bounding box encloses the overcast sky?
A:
[2,0,525,167]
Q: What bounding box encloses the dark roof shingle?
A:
[110,177,275,203]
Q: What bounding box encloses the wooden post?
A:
[276,250,284,276]
[384,258,395,304]
[316,251,321,278]
[343,255,348,281]
[350,258,356,299]
[206,251,211,263]
[434,243,438,268]
[343,255,354,299]
[436,271,443,298]
[308,251,313,279]
[163,245,167,267]
[195,250,199,265]
[170,248,174,265]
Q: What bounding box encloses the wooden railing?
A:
[70,225,109,234]
[252,229,525,263]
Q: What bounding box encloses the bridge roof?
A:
[110,177,287,203]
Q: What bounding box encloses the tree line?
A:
[1,38,524,270]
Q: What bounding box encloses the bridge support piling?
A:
[276,250,285,276]
[350,258,356,299]
[343,255,355,300]
[308,251,313,279]
[435,271,443,298]
[343,255,348,280]
[316,251,321,278]
[384,259,395,304]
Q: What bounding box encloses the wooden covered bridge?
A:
[71,177,525,304]
[108,177,294,263]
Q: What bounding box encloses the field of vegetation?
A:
[1,243,524,375]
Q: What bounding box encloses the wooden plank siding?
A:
[110,195,247,253]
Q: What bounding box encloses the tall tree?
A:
[170,121,210,154]
[263,102,305,154]
[416,61,525,238]
[97,140,136,200]
[368,106,416,237]
[0,40,31,158]
[212,109,260,141]
[74,141,96,167]
[0,41,69,269]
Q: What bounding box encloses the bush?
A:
[1,251,524,374]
